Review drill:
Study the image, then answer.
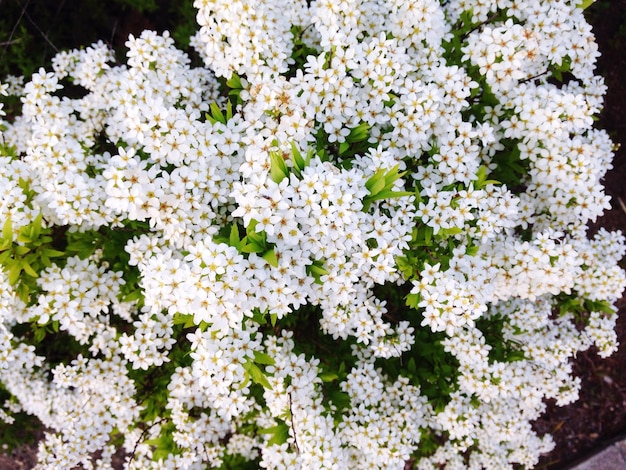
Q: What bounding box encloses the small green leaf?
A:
[17,228,32,244]
[251,309,268,325]
[368,175,386,196]
[466,244,479,256]
[0,238,11,251]
[319,371,338,382]
[365,168,386,193]
[439,227,463,237]
[119,288,141,303]
[247,227,267,247]
[21,260,37,278]
[243,359,273,390]
[2,217,14,241]
[414,225,433,246]
[226,99,234,121]
[16,282,30,303]
[30,212,43,239]
[328,389,351,412]
[209,102,226,124]
[0,251,11,264]
[396,256,415,279]
[405,292,421,309]
[15,245,30,255]
[253,351,275,366]
[364,189,413,210]
[290,141,303,168]
[307,260,329,284]
[8,262,21,285]
[229,224,241,247]
[241,241,265,254]
[33,327,46,343]
[227,73,242,90]
[262,248,279,268]
[346,123,370,143]
[173,313,193,325]
[41,248,64,258]
[474,164,500,189]
[259,422,290,446]
[269,150,289,183]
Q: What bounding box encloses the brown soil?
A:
[534,1,626,468]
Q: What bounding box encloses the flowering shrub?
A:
[0,0,625,468]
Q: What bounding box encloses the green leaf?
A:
[346,123,370,143]
[2,217,14,241]
[246,227,267,246]
[439,227,463,238]
[0,251,11,264]
[466,244,479,256]
[364,165,408,210]
[33,326,46,343]
[414,225,433,247]
[474,165,500,189]
[262,248,279,268]
[209,102,226,124]
[339,141,350,155]
[368,176,386,197]
[365,168,386,193]
[328,389,351,412]
[0,238,11,251]
[290,141,304,169]
[14,245,30,255]
[269,149,289,183]
[364,189,413,209]
[227,73,242,90]
[396,256,415,279]
[8,262,21,285]
[307,260,328,284]
[30,212,43,239]
[173,314,192,325]
[407,357,417,374]
[251,308,268,325]
[577,0,594,9]
[258,422,290,446]
[405,292,420,309]
[21,259,37,278]
[229,223,241,247]
[17,232,32,244]
[241,241,265,254]
[123,289,144,303]
[253,351,275,366]
[243,359,273,390]
[16,282,30,303]
[41,248,64,258]
[586,299,615,316]
[319,371,338,382]
[226,99,233,121]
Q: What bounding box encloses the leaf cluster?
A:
[0,214,63,303]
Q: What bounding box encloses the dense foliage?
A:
[0,0,624,469]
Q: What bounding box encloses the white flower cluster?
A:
[0,0,624,468]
